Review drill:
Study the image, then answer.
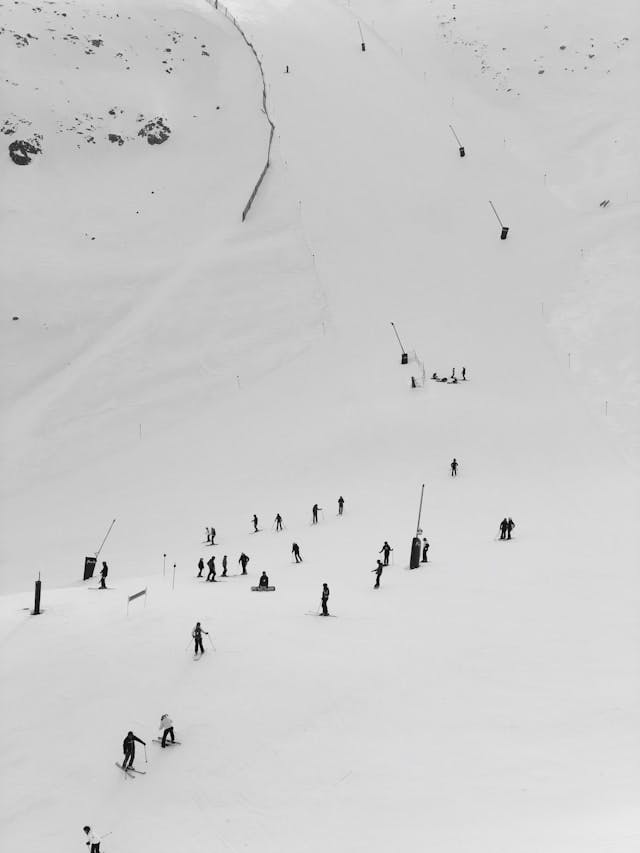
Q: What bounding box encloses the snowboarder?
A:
[507,517,515,540]
[252,514,259,533]
[338,496,344,516]
[450,458,458,477]
[192,622,208,656]
[99,561,108,589]
[372,560,383,589]
[274,513,283,531]
[292,542,302,563]
[259,571,269,589]
[122,730,146,772]
[312,504,322,524]
[159,713,175,748]
[462,366,466,380]
[421,538,429,563]
[379,541,393,566]
[239,553,250,574]
[321,583,330,616]
[221,555,228,577]
[206,555,216,582]
[82,826,101,853]
[499,518,508,540]
[197,558,205,578]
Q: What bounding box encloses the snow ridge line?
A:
[208,0,275,222]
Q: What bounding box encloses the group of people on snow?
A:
[431,366,467,384]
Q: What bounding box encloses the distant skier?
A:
[239,553,250,574]
[252,514,259,533]
[206,555,216,582]
[205,526,210,543]
[274,513,283,531]
[285,64,290,73]
[221,555,228,577]
[210,527,216,545]
[192,622,208,656]
[499,518,508,540]
[461,366,466,380]
[292,542,302,563]
[82,826,101,853]
[312,504,322,524]
[411,376,417,388]
[159,713,175,748]
[122,730,146,772]
[259,571,269,589]
[321,583,330,616]
[507,517,515,540]
[99,561,108,589]
[338,496,344,516]
[451,367,456,380]
[379,541,393,566]
[372,560,383,589]
[197,558,205,578]
[421,538,429,563]
[450,458,458,477]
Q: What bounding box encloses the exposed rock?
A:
[137,117,171,145]
[108,133,124,145]
[8,134,42,165]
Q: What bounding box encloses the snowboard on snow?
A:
[251,586,276,592]
[153,738,181,746]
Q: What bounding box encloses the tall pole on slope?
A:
[357,21,366,52]
[95,519,116,559]
[390,322,408,364]
[489,200,509,240]
[410,484,425,569]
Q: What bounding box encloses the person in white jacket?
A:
[82,826,101,853]
[159,713,175,748]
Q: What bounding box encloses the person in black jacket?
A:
[122,730,146,771]
[252,514,259,533]
[221,555,228,577]
[379,541,393,566]
[192,622,208,656]
[321,583,330,616]
[312,504,321,524]
[421,538,429,563]
[259,571,269,589]
[197,558,204,578]
[338,496,344,516]
[292,542,302,563]
[206,555,216,582]
[274,513,283,531]
[239,553,250,574]
[372,560,383,589]
[499,518,508,540]
[99,561,108,589]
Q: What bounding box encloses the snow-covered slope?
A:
[1,1,639,851]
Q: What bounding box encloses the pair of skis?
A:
[115,762,145,778]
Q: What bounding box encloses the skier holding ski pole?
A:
[121,731,146,772]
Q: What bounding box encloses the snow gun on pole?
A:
[449,124,465,157]
[390,322,408,365]
[489,200,509,240]
[409,484,425,569]
[357,21,366,51]
[95,519,116,559]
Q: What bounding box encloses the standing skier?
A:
[252,514,259,533]
[197,558,205,578]
[421,538,429,563]
[239,553,250,574]
[210,527,216,545]
[321,583,330,616]
[379,541,393,566]
[99,561,108,589]
[206,555,216,582]
[499,518,509,540]
[507,517,515,540]
[221,555,228,577]
[274,513,283,531]
[82,827,101,853]
[450,458,458,477]
[338,496,344,516]
[192,622,208,656]
[205,527,210,544]
[159,713,175,748]
[451,367,456,380]
[372,560,383,589]
[122,730,146,772]
[312,504,322,524]
[461,367,466,380]
[292,542,302,563]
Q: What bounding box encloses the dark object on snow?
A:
[500,226,509,240]
[12,316,19,321]
[258,571,269,589]
[252,585,276,592]
[197,558,204,578]
[292,542,302,563]
[99,561,109,589]
[312,504,322,524]
[338,496,344,515]
[421,538,429,563]
[206,555,216,582]
[33,575,42,615]
[321,583,330,616]
[450,458,458,477]
[459,146,465,157]
[108,133,124,146]
[137,117,171,145]
[372,560,383,589]
[122,730,146,770]
[83,556,97,581]
[239,553,249,574]
[401,352,408,364]
[379,541,393,566]
[410,536,421,569]
[9,136,42,165]
[192,622,208,655]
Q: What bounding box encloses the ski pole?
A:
[143,744,148,764]
[207,634,216,652]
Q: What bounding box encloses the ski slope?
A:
[1,1,639,852]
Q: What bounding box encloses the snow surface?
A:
[1,0,639,851]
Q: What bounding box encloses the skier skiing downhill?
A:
[379,541,393,566]
[292,542,302,563]
[82,826,101,853]
[122,730,146,772]
[321,583,330,616]
[372,560,383,589]
[159,714,175,748]
[192,622,209,656]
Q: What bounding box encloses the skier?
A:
[206,555,216,582]
[338,496,344,516]
[285,64,290,73]
[82,826,101,853]
[159,713,175,748]
[197,558,205,578]
[192,621,208,655]
[411,376,417,388]
[259,571,269,589]
[312,504,322,524]
[499,518,508,540]
[274,513,283,531]
[252,514,259,533]
[451,367,456,380]
[221,555,228,577]
[99,561,108,589]
[320,583,330,616]
[122,730,146,772]
[450,458,458,477]
[239,553,250,574]
[292,542,302,563]
[421,538,429,563]
[210,527,216,545]
[507,517,515,540]
[462,366,466,380]
[205,526,210,543]
[379,541,393,566]
[372,560,383,589]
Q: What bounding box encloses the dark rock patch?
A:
[138,117,171,145]
[9,134,42,165]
